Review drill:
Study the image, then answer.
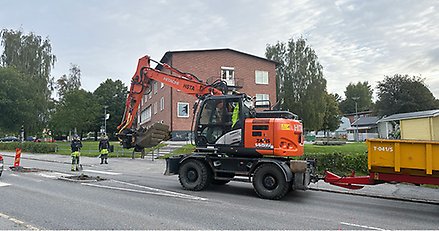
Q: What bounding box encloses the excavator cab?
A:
[195,95,246,146]
[194,94,254,152]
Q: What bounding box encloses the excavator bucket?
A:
[135,123,170,148]
[118,123,170,149]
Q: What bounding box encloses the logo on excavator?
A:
[255,138,273,149]
[163,77,179,85]
[183,84,195,91]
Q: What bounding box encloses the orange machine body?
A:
[244,118,304,157]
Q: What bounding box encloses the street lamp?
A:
[352,97,359,142]
[103,106,109,135]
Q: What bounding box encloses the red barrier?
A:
[14,148,21,167]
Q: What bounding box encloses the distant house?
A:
[377,109,439,140]
[344,110,374,124]
[347,116,380,141]
[335,116,351,138]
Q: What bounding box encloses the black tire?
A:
[212,179,230,185]
[178,159,211,191]
[252,163,290,200]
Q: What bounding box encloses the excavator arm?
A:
[117,55,225,149]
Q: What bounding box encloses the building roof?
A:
[352,116,380,126]
[158,48,279,66]
[378,109,439,122]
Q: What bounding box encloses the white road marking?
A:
[340,222,387,230]
[82,169,121,175]
[0,212,39,230]
[0,182,11,187]
[111,179,206,199]
[37,172,73,179]
[82,181,207,201]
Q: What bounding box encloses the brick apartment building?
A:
[137,48,277,140]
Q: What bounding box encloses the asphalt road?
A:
[0,155,438,230]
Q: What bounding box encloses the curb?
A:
[308,187,439,205]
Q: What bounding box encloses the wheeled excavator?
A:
[117,55,317,199]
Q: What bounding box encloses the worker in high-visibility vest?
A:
[99,134,110,164]
[71,135,82,171]
[231,102,240,129]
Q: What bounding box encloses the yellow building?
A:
[378,109,439,141]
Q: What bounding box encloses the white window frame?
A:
[255,94,270,106]
[154,102,158,115]
[255,70,269,85]
[153,81,158,94]
[140,106,152,123]
[221,66,235,86]
[160,97,165,111]
[160,82,164,88]
[177,102,190,118]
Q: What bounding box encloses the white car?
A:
[0,154,3,176]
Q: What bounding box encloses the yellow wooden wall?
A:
[401,118,433,140]
[433,117,439,140]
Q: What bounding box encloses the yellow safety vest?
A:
[231,104,240,127]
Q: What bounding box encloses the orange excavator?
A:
[117,55,317,199]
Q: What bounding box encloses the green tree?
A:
[376,74,438,115]
[93,79,127,140]
[339,81,373,114]
[50,89,99,138]
[56,64,81,98]
[0,29,56,133]
[322,93,341,134]
[266,37,327,131]
[0,67,38,135]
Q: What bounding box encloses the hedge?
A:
[300,152,368,176]
[0,142,57,153]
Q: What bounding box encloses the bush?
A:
[0,142,57,153]
[301,152,368,176]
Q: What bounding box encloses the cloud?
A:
[1,0,438,99]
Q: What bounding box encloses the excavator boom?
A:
[117,55,225,149]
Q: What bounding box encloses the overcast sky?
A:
[1,0,438,99]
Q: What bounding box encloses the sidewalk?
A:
[1,151,438,204]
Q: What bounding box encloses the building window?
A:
[153,81,158,94]
[160,97,165,111]
[177,102,189,118]
[255,94,270,106]
[221,67,235,86]
[154,102,158,115]
[140,106,151,123]
[161,82,164,88]
[148,90,152,99]
[255,70,268,84]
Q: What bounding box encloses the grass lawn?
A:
[304,142,367,154]
[164,142,368,157]
[55,141,166,158]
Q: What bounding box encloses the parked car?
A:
[0,154,3,177]
[0,136,19,142]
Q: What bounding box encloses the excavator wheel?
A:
[252,163,290,200]
[178,159,211,191]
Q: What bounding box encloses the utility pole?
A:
[352,97,360,142]
[104,105,108,135]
